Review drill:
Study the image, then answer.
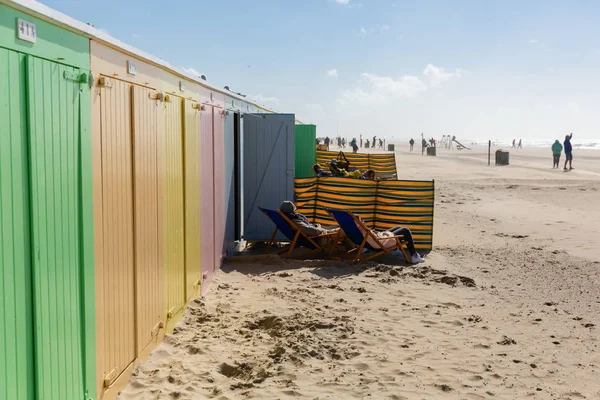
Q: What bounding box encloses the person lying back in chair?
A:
[355,216,425,264]
[312,164,333,177]
[280,201,334,237]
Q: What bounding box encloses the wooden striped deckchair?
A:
[259,207,342,257]
[326,209,411,264]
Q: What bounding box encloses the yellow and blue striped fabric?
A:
[294,177,434,251]
[316,151,397,175]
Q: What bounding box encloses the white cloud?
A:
[335,0,350,4]
[338,73,427,107]
[423,64,466,87]
[253,94,280,105]
[327,68,338,78]
[359,27,367,37]
[529,39,538,44]
[182,67,202,77]
[337,64,464,108]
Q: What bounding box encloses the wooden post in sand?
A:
[488,140,491,166]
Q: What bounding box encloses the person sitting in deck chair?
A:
[362,169,376,180]
[313,164,333,177]
[355,216,425,264]
[280,201,334,237]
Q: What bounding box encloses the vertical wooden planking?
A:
[26,56,84,399]
[163,96,185,322]
[184,100,202,300]
[213,108,226,270]
[199,105,215,287]
[132,86,163,353]
[243,114,296,240]
[97,77,136,385]
[0,48,35,400]
[223,112,236,251]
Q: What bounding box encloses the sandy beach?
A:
[120,145,600,399]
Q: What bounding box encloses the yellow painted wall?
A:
[184,99,202,300]
[163,94,186,328]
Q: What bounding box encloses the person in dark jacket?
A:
[563,133,574,171]
[280,201,332,236]
[312,164,333,177]
[362,169,376,180]
[551,140,563,169]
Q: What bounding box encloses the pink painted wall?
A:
[213,108,226,270]
[200,105,215,288]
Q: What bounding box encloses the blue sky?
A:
[43,0,600,142]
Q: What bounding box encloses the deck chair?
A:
[326,209,411,264]
[259,207,342,257]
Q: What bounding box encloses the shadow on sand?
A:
[220,241,415,280]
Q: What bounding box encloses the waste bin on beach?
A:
[495,150,509,166]
[387,144,395,151]
[426,147,436,156]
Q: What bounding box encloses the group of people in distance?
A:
[321,135,386,153]
[552,133,574,170]
[279,201,425,265]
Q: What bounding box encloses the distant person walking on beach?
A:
[563,133,574,170]
[512,139,516,148]
[409,138,414,151]
[324,136,330,151]
[378,138,383,149]
[551,140,563,168]
[350,138,358,153]
[360,135,363,148]
[517,139,522,149]
[421,138,427,155]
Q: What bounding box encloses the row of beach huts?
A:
[0,1,317,399]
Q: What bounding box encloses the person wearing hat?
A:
[280,201,334,237]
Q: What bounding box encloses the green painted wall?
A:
[0,46,35,400]
[0,2,89,70]
[294,124,317,178]
[0,3,96,399]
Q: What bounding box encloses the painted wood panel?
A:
[132,85,163,353]
[163,95,185,322]
[184,100,202,300]
[243,114,296,240]
[0,47,35,400]
[96,76,136,387]
[213,108,226,270]
[200,105,215,287]
[27,55,87,400]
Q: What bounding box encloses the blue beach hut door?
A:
[242,113,295,241]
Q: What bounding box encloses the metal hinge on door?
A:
[98,77,113,88]
[63,70,89,84]
[149,91,164,101]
